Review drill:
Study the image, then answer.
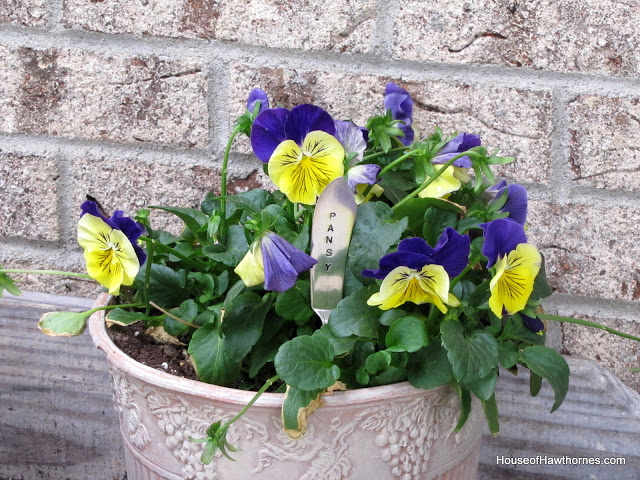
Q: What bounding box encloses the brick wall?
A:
[1,0,639,390]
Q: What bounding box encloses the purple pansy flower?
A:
[261,232,318,292]
[250,104,336,163]
[432,133,481,168]
[521,313,545,333]
[335,120,367,165]
[487,180,528,226]
[247,88,269,115]
[362,228,470,280]
[384,82,414,146]
[479,218,527,268]
[80,200,146,266]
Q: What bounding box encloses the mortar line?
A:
[0,132,215,168]
[46,0,65,33]
[54,150,76,249]
[205,58,231,162]
[373,0,397,59]
[549,89,572,204]
[0,238,85,268]
[544,293,640,324]
[2,24,640,97]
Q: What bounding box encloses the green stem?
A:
[538,313,640,343]
[139,236,205,270]
[0,269,92,279]
[362,146,407,161]
[144,238,154,317]
[88,302,146,316]
[222,375,280,428]
[220,126,242,216]
[149,301,200,329]
[392,151,471,211]
[449,255,483,290]
[377,150,420,178]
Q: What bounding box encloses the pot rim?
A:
[88,292,446,408]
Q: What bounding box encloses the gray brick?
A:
[528,201,640,302]
[567,95,640,192]
[229,65,553,184]
[392,0,640,77]
[0,46,209,148]
[71,155,221,236]
[0,0,47,27]
[558,310,640,393]
[0,150,59,241]
[63,0,377,52]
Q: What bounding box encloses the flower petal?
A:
[247,88,269,114]
[384,82,413,124]
[261,233,316,292]
[481,218,528,268]
[110,210,146,265]
[433,133,481,168]
[346,164,381,191]
[234,242,265,288]
[251,107,290,163]
[429,227,470,278]
[418,165,462,199]
[335,120,367,165]
[269,131,344,205]
[284,104,335,146]
[489,243,541,317]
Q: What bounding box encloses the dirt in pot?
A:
[107,322,198,381]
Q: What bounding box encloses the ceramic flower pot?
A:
[88,293,483,480]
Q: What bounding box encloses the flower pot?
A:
[88,293,483,480]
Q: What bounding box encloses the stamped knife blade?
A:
[310,177,357,325]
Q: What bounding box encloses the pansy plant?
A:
[4,82,640,463]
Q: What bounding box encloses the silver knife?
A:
[310,177,357,325]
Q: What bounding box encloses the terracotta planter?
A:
[88,293,483,480]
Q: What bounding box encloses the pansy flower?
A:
[246,88,269,115]
[77,201,146,295]
[419,133,481,199]
[481,218,541,317]
[384,82,414,145]
[487,180,528,226]
[334,120,383,203]
[251,104,345,205]
[362,229,470,311]
[234,231,317,292]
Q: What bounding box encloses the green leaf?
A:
[378,308,407,326]
[202,225,249,267]
[385,315,429,353]
[501,315,546,345]
[225,189,272,219]
[520,345,569,412]
[164,299,198,337]
[150,206,208,235]
[0,273,22,297]
[38,310,90,336]
[466,371,498,401]
[482,392,500,435]
[440,320,499,384]
[497,342,519,369]
[275,281,314,324]
[454,382,472,432]
[422,207,458,247]
[222,292,268,362]
[530,371,543,397]
[274,335,339,391]
[407,342,453,390]
[364,350,392,375]
[138,264,188,309]
[347,202,408,282]
[393,198,464,236]
[328,286,381,339]
[105,308,147,327]
[189,272,216,303]
[313,326,357,356]
[188,324,241,385]
[281,385,323,435]
[530,255,553,301]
